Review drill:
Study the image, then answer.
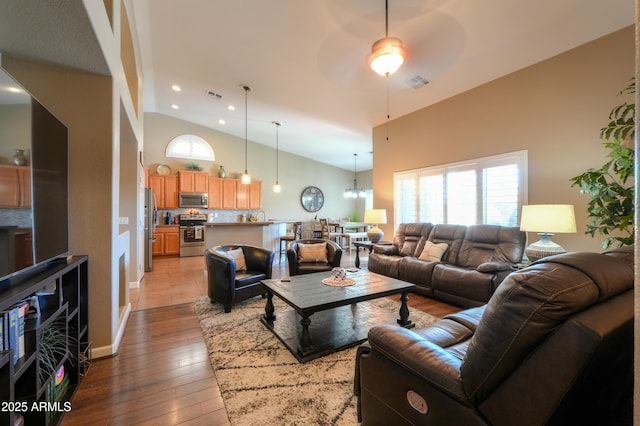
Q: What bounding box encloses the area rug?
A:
[194,295,439,425]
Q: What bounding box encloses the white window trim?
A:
[393,150,528,229]
[165,134,215,161]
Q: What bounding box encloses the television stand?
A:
[0,256,89,425]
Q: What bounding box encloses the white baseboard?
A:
[89,303,132,359]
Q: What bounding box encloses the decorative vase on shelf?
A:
[13,149,26,166]
[218,165,226,178]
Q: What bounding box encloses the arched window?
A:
[165,134,215,161]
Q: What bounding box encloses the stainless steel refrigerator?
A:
[144,187,157,272]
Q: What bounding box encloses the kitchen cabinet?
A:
[153,226,180,256]
[206,178,262,210]
[14,229,33,270]
[164,175,179,208]
[179,170,209,193]
[0,165,31,208]
[208,177,223,209]
[149,174,179,209]
[222,179,237,209]
[18,168,31,208]
[236,180,262,210]
[249,180,262,209]
[0,256,89,426]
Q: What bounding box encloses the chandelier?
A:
[368,0,407,77]
[344,153,367,198]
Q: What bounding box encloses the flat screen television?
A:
[0,65,69,284]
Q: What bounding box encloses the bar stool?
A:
[278,222,301,262]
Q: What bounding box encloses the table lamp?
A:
[520,204,577,262]
[364,209,387,243]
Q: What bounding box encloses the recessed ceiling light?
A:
[171,85,181,92]
[171,104,179,110]
[218,119,226,125]
[227,105,235,111]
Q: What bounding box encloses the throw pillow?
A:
[298,242,328,263]
[226,248,247,271]
[418,241,449,262]
[400,240,418,257]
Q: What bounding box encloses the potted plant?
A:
[184,162,203,171]
[570,79,635,249]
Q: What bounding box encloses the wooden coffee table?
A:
[260,269,415,362]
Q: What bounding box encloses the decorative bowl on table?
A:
[322,267,355,286]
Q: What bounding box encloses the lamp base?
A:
[367,225,384,244]
[525,233,566,263]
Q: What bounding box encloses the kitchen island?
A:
[204,221,286,253]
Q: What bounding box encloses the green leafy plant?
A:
[570,79,635,249]
[184,162,203,171]
[39,320,75,386]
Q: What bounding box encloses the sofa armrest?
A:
[367,325,467,402]
[476,261,515,273]
[243,245,274,278]
[373,244,399,255]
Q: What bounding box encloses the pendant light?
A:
[344,153,367,198]
[272,121,282,193]
[369,0,407,77]
[241,84,252,184]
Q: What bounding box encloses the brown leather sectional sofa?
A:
[368,223,526,307]
[355,246,634,425]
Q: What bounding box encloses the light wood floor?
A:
[62,251,460,425]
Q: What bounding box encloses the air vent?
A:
[205,90,222,100]
[407,75,430,89]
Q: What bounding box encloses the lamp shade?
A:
[520,204,577,233]
[364,209,387,225]
[369,37,406,76]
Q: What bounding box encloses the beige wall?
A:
[373,26,635,253]
[144,112,366,221]
[0,105,30,163]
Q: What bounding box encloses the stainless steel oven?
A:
[179,214,207,257]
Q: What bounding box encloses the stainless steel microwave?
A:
[179,192,208,208]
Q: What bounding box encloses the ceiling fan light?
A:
[369,37,406,76]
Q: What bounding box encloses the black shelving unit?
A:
[0,256,88,425]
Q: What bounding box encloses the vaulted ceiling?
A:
[0,1,634,171]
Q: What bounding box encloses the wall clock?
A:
[300,186,324,212]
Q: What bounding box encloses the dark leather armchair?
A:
[286,239,342,276]
[355,246,634,425]
[205,245,274,313]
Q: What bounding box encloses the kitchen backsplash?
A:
[0,209,32,228]
[157,209,264,224]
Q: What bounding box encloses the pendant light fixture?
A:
[272,121,282,193]
[344,153,367,198]
[241,84,252,184]
[369,0,407,77]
